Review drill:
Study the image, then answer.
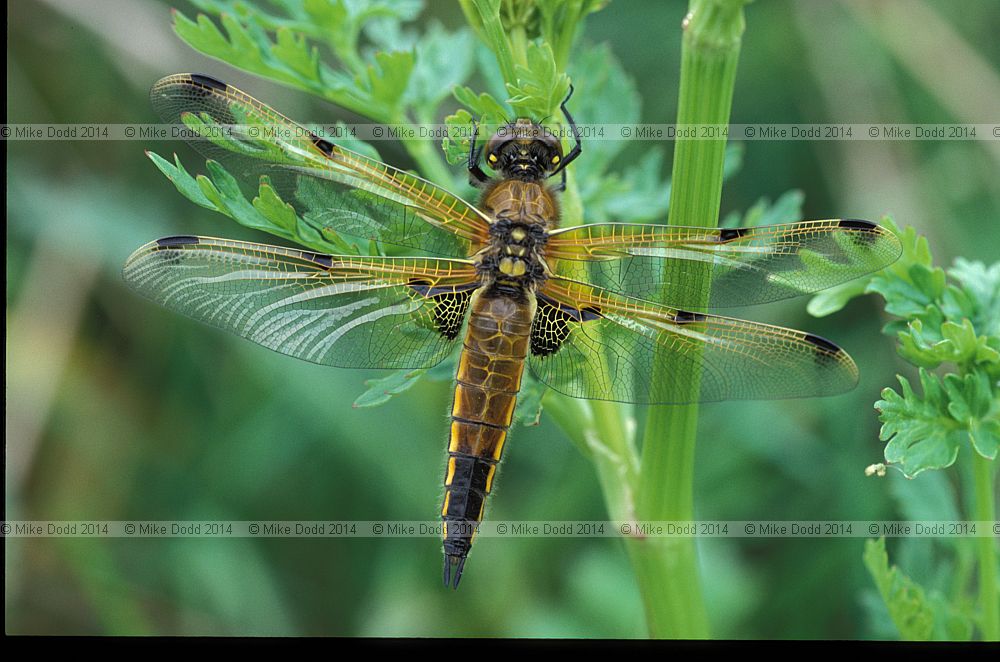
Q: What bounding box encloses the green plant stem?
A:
[471,0,518,85]
[546,395,640,524]
[397,111,453,186]
[633,0,746,639]
[972,451,999,640]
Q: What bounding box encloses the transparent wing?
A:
[528,277,859,404]
[546,219,902,307]
[123,235,480,369]
[151,73,491,257]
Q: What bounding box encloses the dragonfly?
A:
[124,73,902,588]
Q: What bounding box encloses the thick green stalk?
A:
[632,0,747,639]
[547,395,639,523]
[470,0,519,84]
[972,451,998,640]
[400,110,454,187]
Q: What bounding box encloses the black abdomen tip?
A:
[156,235,200,247]
[189,73,228,91]
[443,554,468,590]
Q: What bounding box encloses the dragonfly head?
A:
[484,118,563,182]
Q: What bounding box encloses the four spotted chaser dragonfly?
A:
[124,73,902,588]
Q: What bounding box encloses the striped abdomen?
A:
[442,288,535,588]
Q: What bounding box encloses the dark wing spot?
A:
[838,219,882,246]
[408,281,477,340]
[531,295,598,356]
[310,134,335,156]
[674,310,707,324]
[804,333,841,354]
[299,251,334,268]
[718,227,750,242]
[189,74,228,92]
[837,219,877,231]
[407,278,433,297]
[433,291,472,340]
[156,235,200,247]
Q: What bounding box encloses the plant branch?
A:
[972,450,999,640]
[633,0,747,639]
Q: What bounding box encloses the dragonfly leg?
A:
[468,117,490,187]
[549,169,568,192]
[550,84,582,178]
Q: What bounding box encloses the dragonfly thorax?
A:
[475,219,549,292]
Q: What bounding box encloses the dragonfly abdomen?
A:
[442,289,536,588]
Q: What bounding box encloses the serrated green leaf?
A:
[172,8,389,121]
[506,41,569,119]
[968,418,1000,459]
[897,318,948,369]
[252,181,299,234]
[949,259,1000,337]
[926,593,974,641]
[951,370,1000,459]
[148,152,355,255]
[357,50,414,112]
[452,86,510,118]
[897,316,1000,370]
[146,152,215,209]
[877,371,963,477]
[443,90,510,166]
[442,109,477,166]
[863,538,935,640]
[272,27,320,80]
[405,23,476,111]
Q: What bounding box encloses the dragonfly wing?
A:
[151,74,491,257]
[528,277,859,404]
[123,236,479,369]
[546,219,901,307]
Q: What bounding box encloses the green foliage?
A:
[810,216,1000,477]
[459,0,607,72]
[442,0,609,188]
[876,369,965,477]
[353,369,428,408]
[720,189,804,228]
[12,0,1000,640]
[864,538,974,641]
[817,218,998,640]
[176,0,431,120]
[147,151,359,255]
[172,0,476,186]
[863,537,935,640]
[505,41,569,119]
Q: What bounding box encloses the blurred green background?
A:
[7,0,1000,637]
